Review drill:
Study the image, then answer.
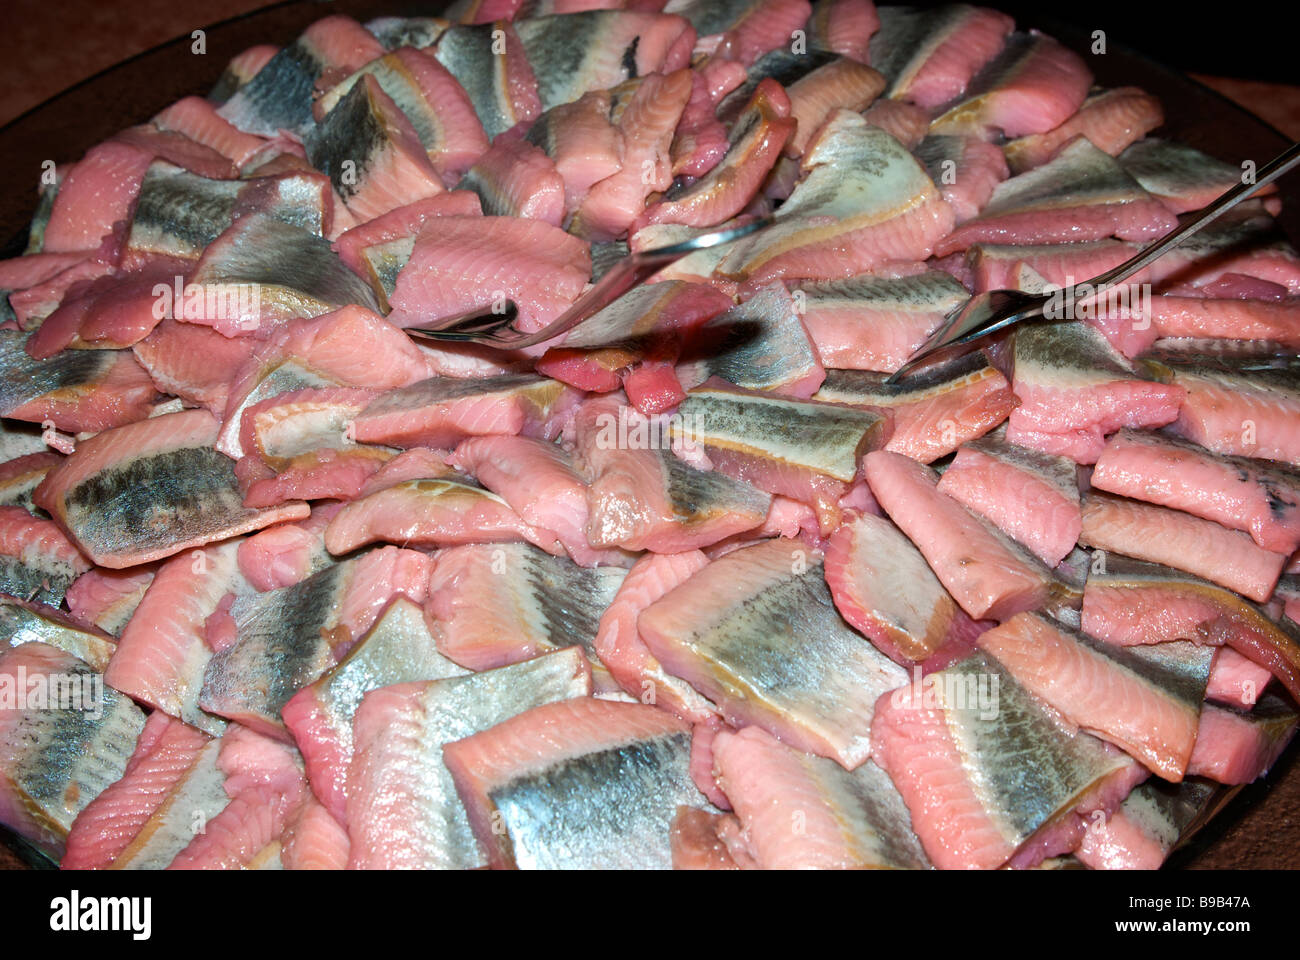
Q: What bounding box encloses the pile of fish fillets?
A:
[1,0,1299,871]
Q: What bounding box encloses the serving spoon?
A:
[885,140,1300,383]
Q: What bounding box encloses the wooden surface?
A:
[1,1,1298,871]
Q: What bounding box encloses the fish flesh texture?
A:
[65,566,154,637]
[346,646,591,869]
[784,57,885,157]
[426,542,626,677]
[1207,647,1274,710]
[639,538,909,768]
[34,408,308,568]
[669,0,810,67]
[860,98,930,149]
[634,78,795,232]
[976,611,1212,780]
[715,112,956,285]
[0,504,91,607]
[42,141,154,255]
[1141,296,1300,350]
[432,22,542,139]
[152,96,269,169]
[1003,87,1164,174]
[824,510,986,665]
[386,214,590,332]
[217,15,385,136]
[132,319,257,415]
[713,725,930,869]
[795,269,969,373]
[1186,694,1299,784]
[236,503,340,592]
[280,794,350,870]
[677,284,824,398]
[61,712,226,870]
[1142,342,1300,467]
[525,90,624,214]
[1080,555,1300,703]
[929,31,1093,140]
[1008,320,1186,464]
[1080,491,1285,603]
[864,450,1062,622]
[935,138,1177,256]
[444,697,709,869]
[447,434,634,566]
[965,238,1145,293]
[456,135,566,225]
[566,395,772,552]
[314,47,489,185]
[282,597,468,823]
[0,333,157,433]
[1075,778,1224,870]
[351,373,580,448]
[0,642,146,860]
[199,546,431,738]
[1091,428,1300,555]
[516,10,695,111]
[592,550,719,721]
[936,425,1082,567]
[672,379,889,530]
[815,351,1016,463]
[805,0,879,61]
[914,134,1010,223]
[870,650,1143,869]
[868,4,1014,109]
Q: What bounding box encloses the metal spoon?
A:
[886,140,1300,384]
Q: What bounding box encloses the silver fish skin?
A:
[869,4,985,98]
[0,642,147,859]
[977,138,1153,219]
[816,348,999,405]
[198,559,354,733]
[217,40,323,136]
[1118,138,1244,202]
[0,331,120,421]
[25,173,61,254]
[0,598,116,672]
[716,48,839,127]
[364,16,451,51]
[961,422,1080,502]
[433,23,531,138]
[678,285,822,394]
[346,646,592,869]
[113,739,230,870]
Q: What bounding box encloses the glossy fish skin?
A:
[716,112,956,286]
[427,542,627,679]
[673,380,889,531]
[0,504,91,608]
[1008,320,1186,464]
[1091,429,1300,555]
[795,269,969,373]
[977,611,1212,781]
[0,333,157,434]
[824,511,986,665]
[668,0,810,67]
[815,351,1016,464]
[365,16,451,51]
[34,409,309,569]
[432,22,542,139]
[864,450,1063,623]
[713,725,931,869]
[0,642,147,860]
[914,134,1009,223]
[1080,555,1300,703]
[516,10,695,112]
[0,597,115,672]
[714,48,839,129]
[314,47,489,185]
[567,396,772,553]
[784,57,886,157]
[346,646,592,869]
[456,136,565,224]
[1119,138,1277,215]
[1141,343,1300,468]
[870,651,1140,870]
[443,697,707,869]
[186,214,381,336]
[1080,491,1286,604]
[639,538,909,769]
[217,15,385,137]
[678,284,825,398]
[281,597,469,824]
[868,4,1014,109]
[199,546,431,738]
[935,138,1177,257]
[525,89,624,215]
[937,425,1082,568]
[305,76,446,225]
